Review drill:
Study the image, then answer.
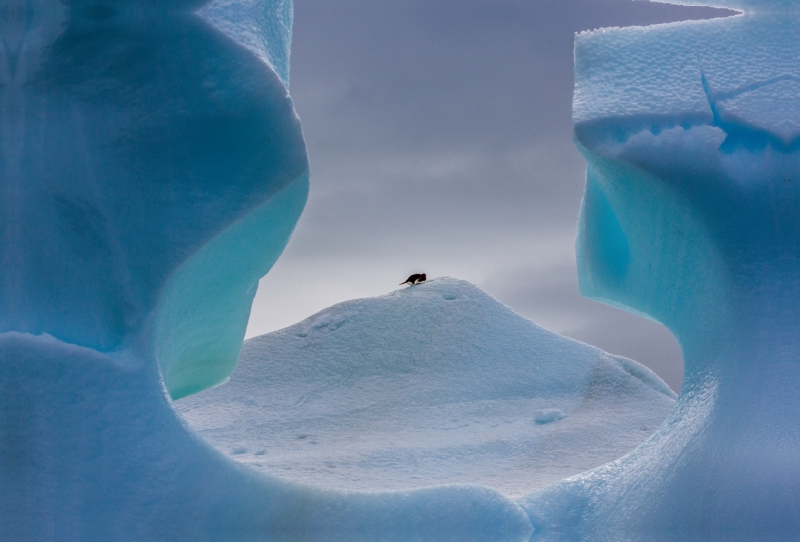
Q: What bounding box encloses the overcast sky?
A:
[245,0,731,392]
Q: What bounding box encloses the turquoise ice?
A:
[9,0,792,538]
[520,0,800,539]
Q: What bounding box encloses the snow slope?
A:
[178,278,676,497]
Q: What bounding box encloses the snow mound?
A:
[178,277,675,497]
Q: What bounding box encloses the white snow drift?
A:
[178,277,676,497]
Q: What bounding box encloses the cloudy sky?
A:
[245,0,730,392]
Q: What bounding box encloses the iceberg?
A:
[519,0,800,539]
[1,0,308,398]
[178,277,676,497]
[0,2,533,540]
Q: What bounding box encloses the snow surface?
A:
[178,278,675,497]
[519,2,800,540]
[573,10,800,152]
[1,332,533,542]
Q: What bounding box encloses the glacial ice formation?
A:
[520,0,800,540]
[0,2,534,540]
[1,0,308,398]
[178,278,676,497]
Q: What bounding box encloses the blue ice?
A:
[0,2,532,540]
[519,0,800,539]
[5,0,792,538]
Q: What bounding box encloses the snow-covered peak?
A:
[178,277,676,497]
[262,276,675,401]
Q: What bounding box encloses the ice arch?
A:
[0,0,307,394]
[0,2,533,540]
[519,0,800,540]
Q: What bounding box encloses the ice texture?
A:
[0,2,534,540]
[519,2,800,540]
[1,0,308,397]
[178,278,675,497]
[198,0,294,87]
[2,333,532,542]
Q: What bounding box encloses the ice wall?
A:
[0,0,308,396]
[0,2,533,540]
[519,0,800,540]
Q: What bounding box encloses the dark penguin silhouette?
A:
[400,273,427,285]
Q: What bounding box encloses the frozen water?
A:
[178,278,675,497]
[11,0,795,537]
[0,0,308,398]
[198,0,294,87]
[519,1,800,540]
[0,2,534,540]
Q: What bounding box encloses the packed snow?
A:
[178,277,675,497]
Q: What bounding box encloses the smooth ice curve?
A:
[519,1,800,540]
[0,0,308,397]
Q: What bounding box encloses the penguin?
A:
[400,273,426,285]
